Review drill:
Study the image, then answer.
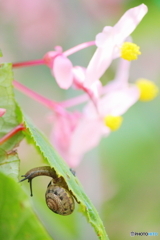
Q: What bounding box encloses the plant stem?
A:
[13,80,96,109]
[0,124,25,145]
[13,80,66,114]
[63,41,95,57]
[12,59,45,68]
[60,93,89,108]
[14,79,90,109]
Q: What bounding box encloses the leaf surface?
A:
[0,63,24,179]
[23,116,109,240]
[0,172,52,240]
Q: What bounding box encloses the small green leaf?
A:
[0,63,24,177]
[0,172,52,240]
[23,115,109,240]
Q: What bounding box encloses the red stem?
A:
[0,123,25,145]
[12,59,45,68]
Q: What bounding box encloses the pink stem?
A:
[63,41,95,57]
[13,80,109,111]
[13,79,90,110]
[61,85,111,108]
[13,80,65,115]
[60,94,89,108]
[0,123,25,145]
[13,80,103,110]
[12,59,45,68]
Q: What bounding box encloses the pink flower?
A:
[0,108,6,117]
[86,4,148,81]
[47,4,149,167]
[50,86,139,168]
[44,4,147,103]
[50,59,140,167]
[71,4,147,106]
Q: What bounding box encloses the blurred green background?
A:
[0,0,160,239]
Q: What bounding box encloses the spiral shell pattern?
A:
[45,185,75,216]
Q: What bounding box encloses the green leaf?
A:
[23,115,109,240]
[0,150,20,180]
[0,172,52,240]
[0,63,24,177]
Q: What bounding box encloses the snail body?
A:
[20,166,75,216]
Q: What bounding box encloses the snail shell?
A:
[45,180,75,216]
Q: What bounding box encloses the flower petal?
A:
[72,66,86,85]
[114,4,148,44]
[73,66,102,106]
[85,80,102,106]
[95,26,113,47]
[50,112,82,166]
[86,26,115,81]
[70,117,105,158]
[86,28,114,80]
[86,46,113,81]
[52,55,73,89]
[99,85,140,116]
[86,4,147,81]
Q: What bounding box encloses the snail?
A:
[20,166,75,216]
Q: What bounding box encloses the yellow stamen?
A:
[136,78,159,101]
[120,42,141,61]
[104,115,123,131]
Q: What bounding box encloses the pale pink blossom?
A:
[0,108,6,117]
[50,59,140,167]
[86,4,148,81]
